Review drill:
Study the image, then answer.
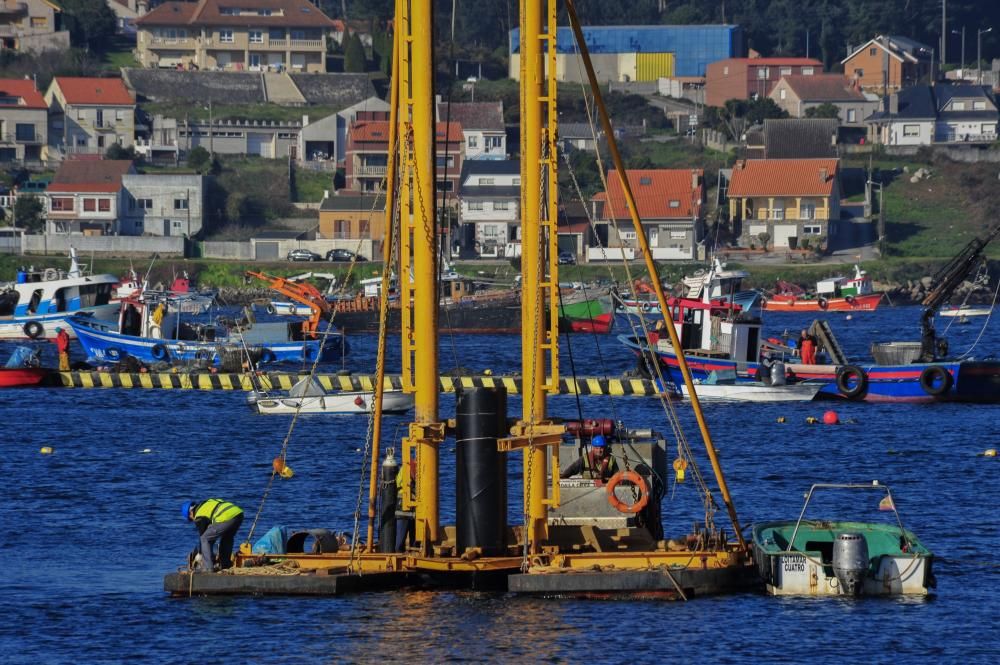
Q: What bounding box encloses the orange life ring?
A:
[606,470,650,514]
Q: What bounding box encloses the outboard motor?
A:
[833,532,869,596]
[770,360,786,386]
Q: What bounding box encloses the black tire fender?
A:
[919,365,953,397]
[23,321,44,339]
[818,297,829,310]
[836,364,868,400]
[265,303,277,316]
[151,343,169,361]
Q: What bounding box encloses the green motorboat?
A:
[752,483,935,596]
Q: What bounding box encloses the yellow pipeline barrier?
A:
[56,371,658,396]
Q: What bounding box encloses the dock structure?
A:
[55,371,661,396]
[162,0,755,601]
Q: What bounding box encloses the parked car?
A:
[326,249,368,262]
[558,250,576,265]
[287,249,322,262]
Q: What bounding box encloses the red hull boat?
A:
[561,312,614,334]
[0,367,49,388]
[763,292,883,312]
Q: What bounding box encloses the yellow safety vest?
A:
[194,499,243,523]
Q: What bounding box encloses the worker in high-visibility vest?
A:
[182,498,244,571]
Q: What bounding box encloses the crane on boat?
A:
[245,270,332,338]
[918,223,1000,361]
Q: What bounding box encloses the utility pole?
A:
[978,27,993,85]
[952,26,966,73]
[941,0,947,68]
[208,99,214,157]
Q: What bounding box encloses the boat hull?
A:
[66,317,343,366]
[334,301,523,334]
[248,390,414,414]
[0,367,50,387]
[763,293,882,312]
[0,305,119,340]
[619,335,1000,403]
[560,312,614,334]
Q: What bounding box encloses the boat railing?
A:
[787,482,909,553]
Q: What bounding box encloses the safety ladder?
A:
[810,319,848,366]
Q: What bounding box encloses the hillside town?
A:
[0,1,997,266]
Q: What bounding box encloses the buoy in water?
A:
[483,368,493,376]
[272,457,294,479]
[823,410,839,425]
[40,446,53,455]
[141,448,152,454]
[984,448,997,457]
[846,314,853,321]
[805,416,819,424]
[776,416,786,423]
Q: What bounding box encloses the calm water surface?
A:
[1,305,998,663]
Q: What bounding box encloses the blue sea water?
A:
[1,305,998,664]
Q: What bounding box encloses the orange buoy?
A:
[823,410,839,425]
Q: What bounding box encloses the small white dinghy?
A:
[666,368,821,402]
[247,376,414,415]
[939,305,992,318]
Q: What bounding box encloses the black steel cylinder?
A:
[378,451,399,554]
[455,386,508,556]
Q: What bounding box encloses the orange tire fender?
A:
[606,470,650,514]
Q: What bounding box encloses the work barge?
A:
[165,0,755,600]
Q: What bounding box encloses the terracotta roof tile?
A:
[434,121,463,144]
[778,74,865,102]
[727,159,840,197]
[48,159,134,193]
[52,77,134,106]
[601,169,703,220]
[137,0,337,28]
[349,120,389,143]
[0,79,46,109]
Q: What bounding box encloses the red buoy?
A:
[823,410,839,425]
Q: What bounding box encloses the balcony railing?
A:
[0,132,41,144]
[289,39,322,48]
[355,164,387,177]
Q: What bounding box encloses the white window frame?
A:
[174,198,188,210]
[494,201,509,211]
[803,225,821,235]
[779,89,787,100]
[467,135,478,148]
[249,30,264,44]
[802,67,815,75]
[220,29,234,43]
[902,124,920,137]
[669,200,681,208]
[847,109,857,122]
[779,67,792,76]
[468,201,484,211]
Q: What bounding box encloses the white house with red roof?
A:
[0,78,48,164]
[44,77,136,157]
[45,158,136,234]
[726,158,842,249]
[592,169,704,261]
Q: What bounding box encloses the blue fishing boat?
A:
[0,248,118,340]
[67,283,348,367]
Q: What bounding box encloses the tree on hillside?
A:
[708,97,789,141]
[344,32,367,72]
[14,196,45,233]
[186,146,219,175]
[60,0,117,52]
[805,103,842,119]
[105,144,136,160]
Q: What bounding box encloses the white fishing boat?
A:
[247,376,413,415]
[752,482,935,597]
[0,248,118,340]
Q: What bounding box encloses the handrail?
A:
[786,482,909,553]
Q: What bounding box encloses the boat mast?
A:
[518,0,561,553]
[563,0,746,550]
[396,0,443,552]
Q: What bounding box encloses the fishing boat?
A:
[0,248,118,340]
[622,222,1000,403]
[0,346,49,387]
[560,311,614,334]
[66,271,348,366]
[763,265,882,312]
[115,270,215,315]
[682,257,760,311]
[752,483,934,596]
[247,376,413,415]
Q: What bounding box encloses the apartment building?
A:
[0,78,47,164]
[44,77,136,157]
[135,0,336,72]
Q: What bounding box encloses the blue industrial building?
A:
[509,25,744,79]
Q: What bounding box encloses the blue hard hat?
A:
[591,434,607,448]
[181,501,193,520]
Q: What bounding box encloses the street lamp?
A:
[952,27,966,73]
[978,27,993,85]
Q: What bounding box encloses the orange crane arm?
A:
[246,270,332,337]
